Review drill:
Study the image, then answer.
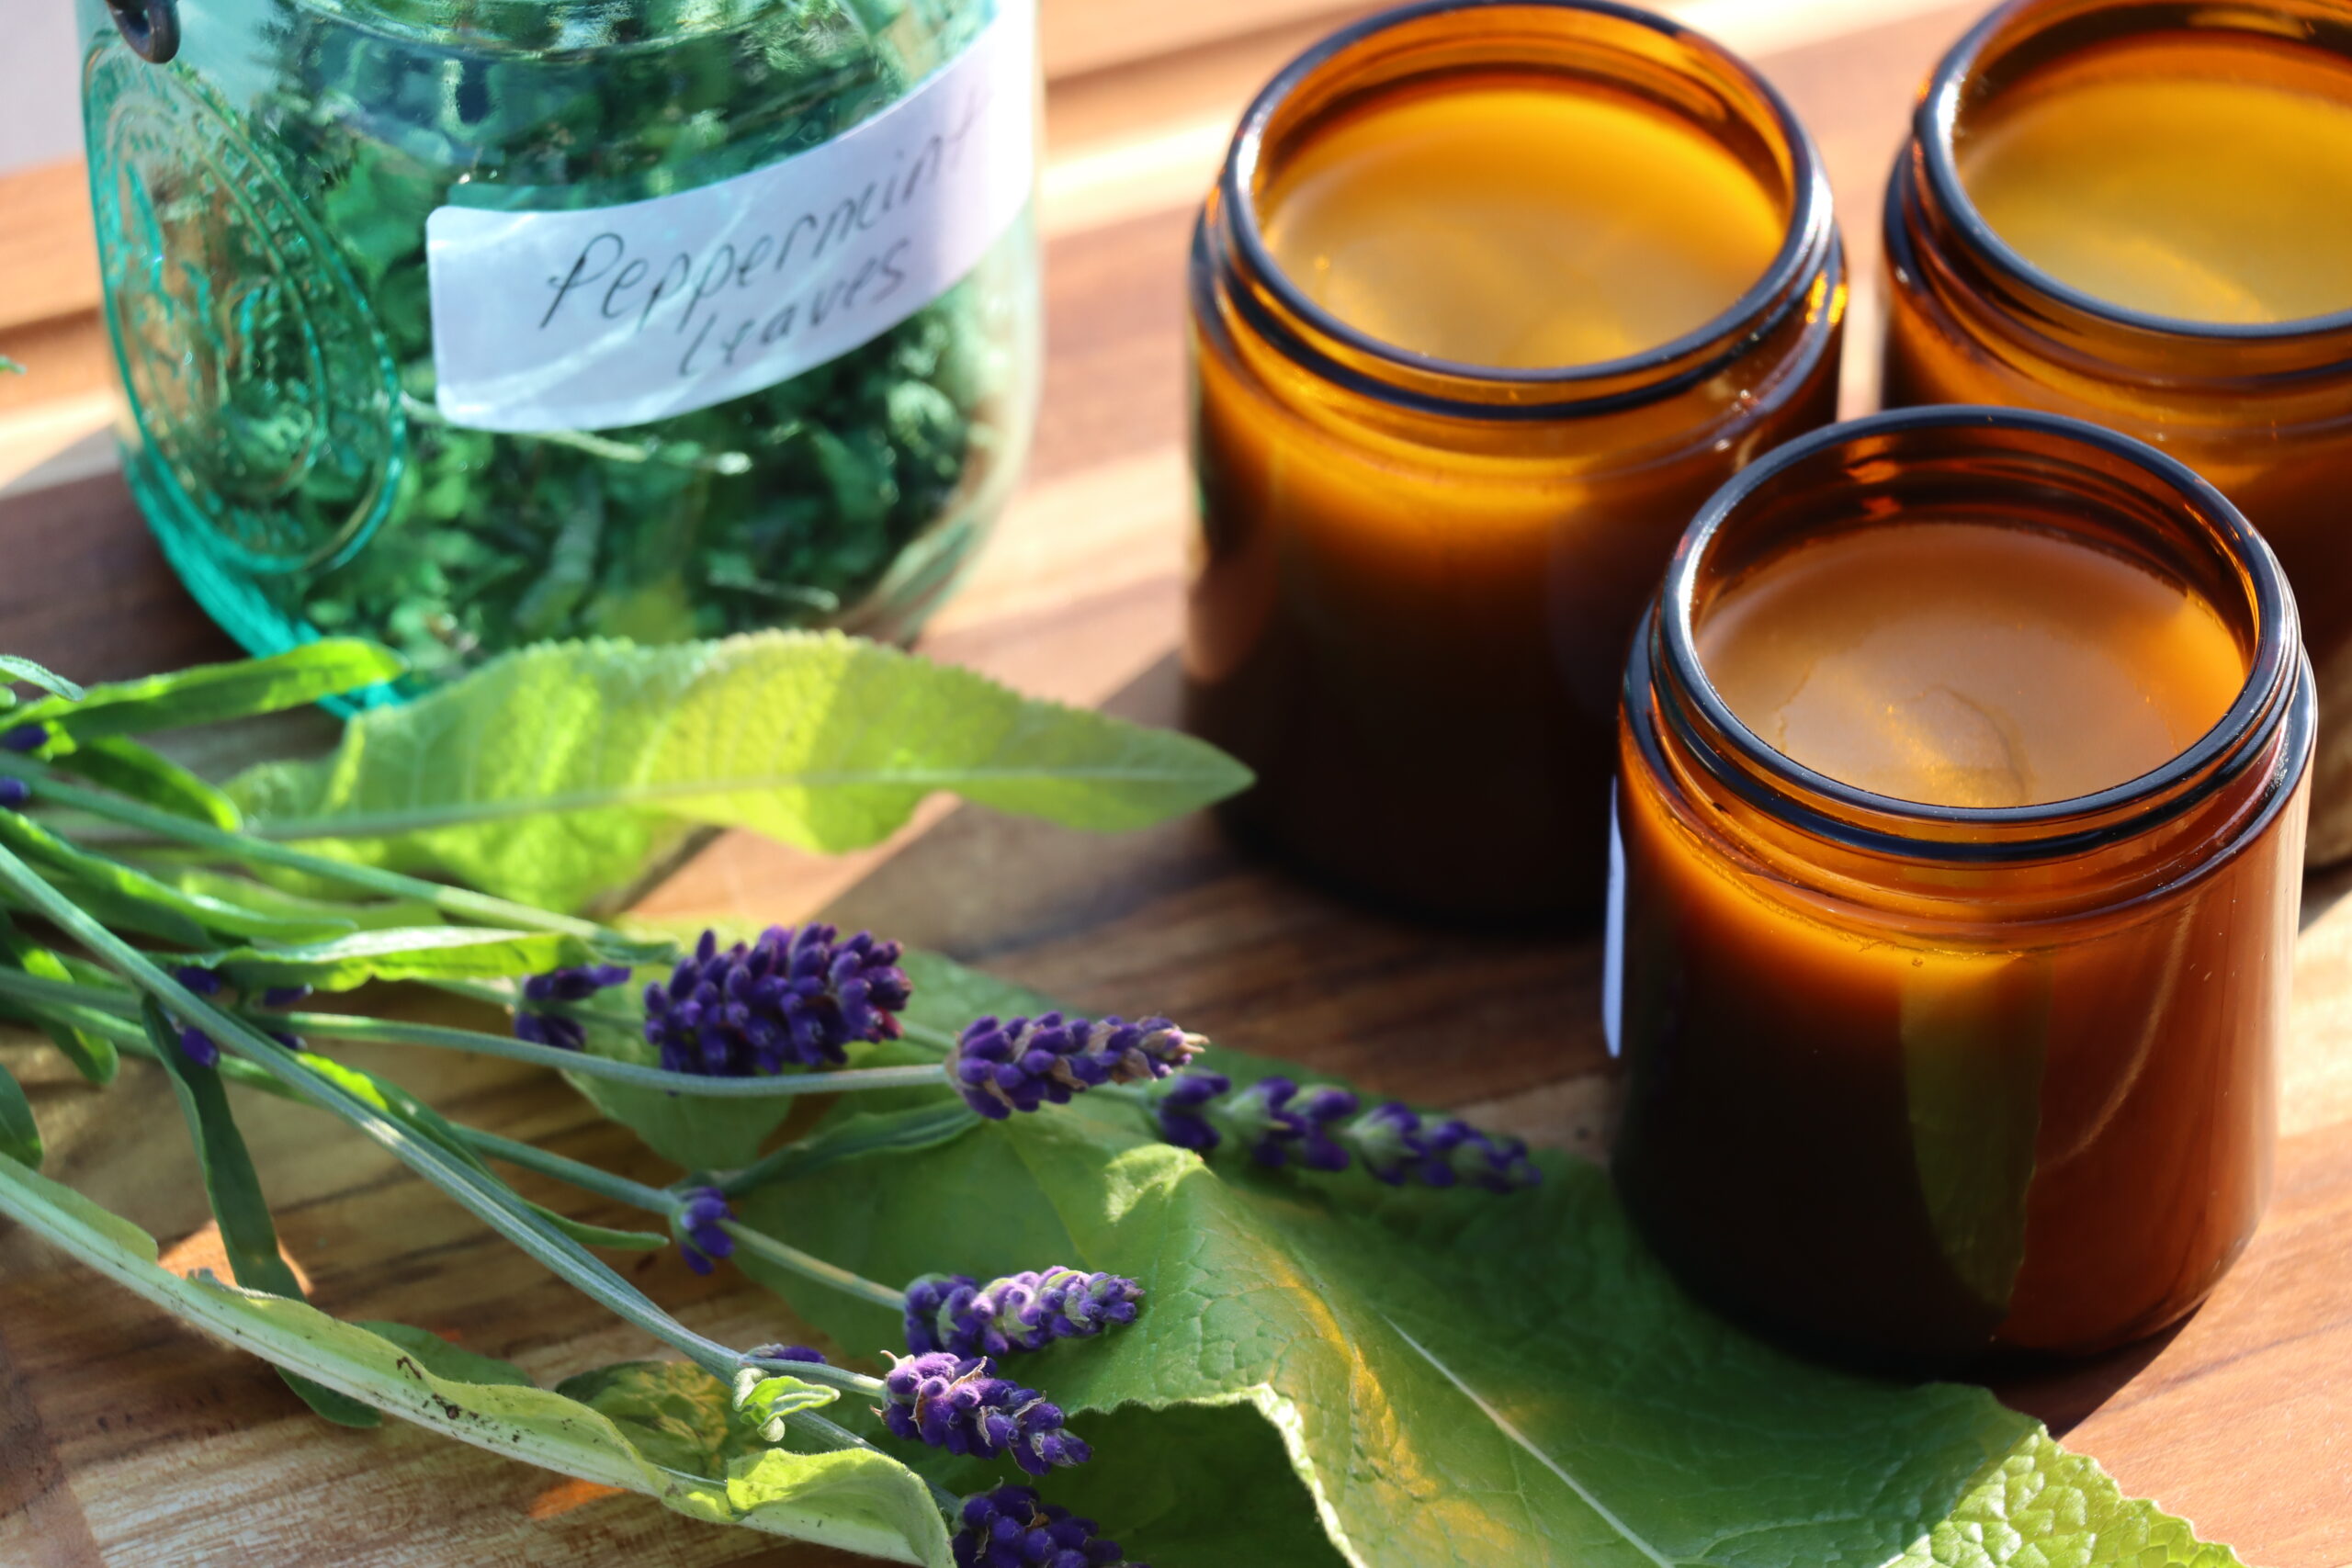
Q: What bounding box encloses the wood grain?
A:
[3,3,2350,1566]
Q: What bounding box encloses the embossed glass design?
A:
[1613,408,2313,1365]
[78,0,1041,699]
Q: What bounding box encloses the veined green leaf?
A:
[46,736,243,828]
[0,915,117,1084]
[0,1057,40,1167]
[735,953,2245,1568]
[0,1155,955,1565]
[0,656,85,704]
[227,633,1253,911]
[141,999,382,1429]
[199,927,607,992]
[10,641,404,739]
[0,811,353,943]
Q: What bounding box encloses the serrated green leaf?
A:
[0,656,85,704]
[46,736,243,828]
[199,927,606,992]
[141,999,382,1429]
[226,632,1252,911]
[0,916,117,1084]
[0,1155,955,1565]
[735,953,2244,1568]
[10,641,404,739]
[0,1057,41,1168]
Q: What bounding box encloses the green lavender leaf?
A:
[9,641,404,739]
[0,812,354,943]
[199,927,609,992]
[356,1321,533,1388]
[0,1058,40,1168]
[0,1155,955,1566]
[0,655,84,704]
[291,1051,667,1254]
[0,917,117,1085]
[141,999,384,1429]
[736,953,2244,1568]
[226,633,1253,911]
[44,737,242,828]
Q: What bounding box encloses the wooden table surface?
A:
[4,3,2350,1564]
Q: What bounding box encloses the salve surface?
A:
[1260,76,1786,367]
[1698,521,2245,807]
[1957,34,2352,322]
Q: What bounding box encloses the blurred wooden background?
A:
[3,2,2350,1564]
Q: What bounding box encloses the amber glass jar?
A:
[1883,0,2352,863]
[1612,407,2312,1366]
[1182,0,1844,921]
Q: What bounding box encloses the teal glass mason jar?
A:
[77,0,1043,699]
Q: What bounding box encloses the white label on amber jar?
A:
[424,3,1034,433]
[1602,785,1625,1058]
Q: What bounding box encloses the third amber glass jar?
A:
[1883,0,2352,862]
[1612,407,2312,1365]
[1183,0,1844,920]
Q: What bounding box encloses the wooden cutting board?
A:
[2,2,2348,1562]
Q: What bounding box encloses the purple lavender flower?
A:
[260,985,313,1010]
[878,1353,1090,1476]
[673,1186,735,1275]
[1340,1102,1541,1191]
[160,966,309,1068]
[0,777,28,809]
[1146,1073,1360,1170]
[512,962,632,1052]
[641,925,910,1077]
[0,723,47,754]
[905,1268,1145,1358]
[954,1485,1142,1568]
[1146,1071,1227,1151]
[948,1013,1203,1120]
[749,1344,827,1365]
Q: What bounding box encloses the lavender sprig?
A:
[954,1486,1145,1568]
[674,1186,736,1275]
[879,1352,1091,1475]
[947,1013,1203,1119]
[905,1268,1145,1358]
[1145,1072,1538,1192]
[643,925,910,1077]
[167,964,306,1069]
[513,962,631,1051]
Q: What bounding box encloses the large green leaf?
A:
[735,954,2243,1568]
[9,640,404,738]
[0,1153,955,1565]
[227,633,1252,911]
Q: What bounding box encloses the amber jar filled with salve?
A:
[1612,407,2312,1367]
[1183,0,1844,920]
[1883,0,2352,863]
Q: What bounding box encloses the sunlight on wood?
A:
[158,1222,314,1296]
[526,1477,628,1520]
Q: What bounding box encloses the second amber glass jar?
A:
[1183,0,1844,920]
[1883,0,2352,862]
[1613,407,2312,1365]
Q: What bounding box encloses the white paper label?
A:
[424,3,1035,434]
[1602,784,1625,1059]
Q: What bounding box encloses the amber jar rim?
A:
[1651,404,2303,862]
[1216,0,1836,408]
[1916,0,2352,344]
